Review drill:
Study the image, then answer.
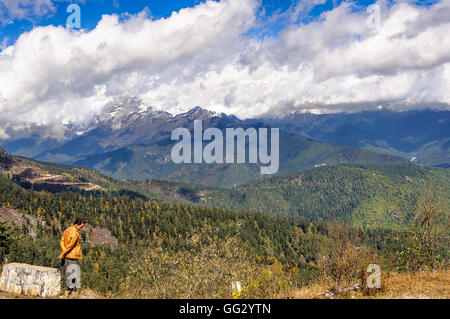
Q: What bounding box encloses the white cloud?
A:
[0,0,449,130]
[0,0,57,23]
[0,0,86,23]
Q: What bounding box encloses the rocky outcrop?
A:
[0,208,45,239]
[0,263,61,297]
[84,224,118,248]
[0,208,118,248]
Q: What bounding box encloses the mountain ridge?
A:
[254,108,449,167]
[1,103,447,187]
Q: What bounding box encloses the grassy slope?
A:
[287,270,450,299]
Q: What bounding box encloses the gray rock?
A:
[0,263,61,298]
[0,208,45,239]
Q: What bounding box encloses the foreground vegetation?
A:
[289,269,450,299]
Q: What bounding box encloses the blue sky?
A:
[0,0,387,47]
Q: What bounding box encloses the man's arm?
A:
[60,236,66,252]
[59,231,79,259]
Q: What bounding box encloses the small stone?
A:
[325,291,335,299]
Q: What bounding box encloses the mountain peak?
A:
[177,106,239,121]
[94,97,171,130]
[182,106,217,117]
[188,106,203,113]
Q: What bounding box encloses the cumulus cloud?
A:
[0,0,85,24]
[0,122,68,142]
[0,0,57,23]
[0,0,449,131]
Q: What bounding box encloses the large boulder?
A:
[0,263,61,297]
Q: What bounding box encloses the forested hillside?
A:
[5,149,450,229]
[258,109,450,167]
[73,130,406,188]
[203,164,450,229]
[0,175,339,296]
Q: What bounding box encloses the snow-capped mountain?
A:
[93,97,172,130]
[1,97,447,185]
[174,106,239,122]
[29,99,242,164]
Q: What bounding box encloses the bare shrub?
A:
[318,220,379,295]
[396,187,449,271]
[122,231,287,298]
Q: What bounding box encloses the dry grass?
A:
[1,270,448,299]
[286,270,450,299]
[279,281,328,299]
[0,288,106,299]
[379,270,450,299]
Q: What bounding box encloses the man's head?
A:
[73,218,85,230]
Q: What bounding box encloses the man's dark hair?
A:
[73,218,85,226]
